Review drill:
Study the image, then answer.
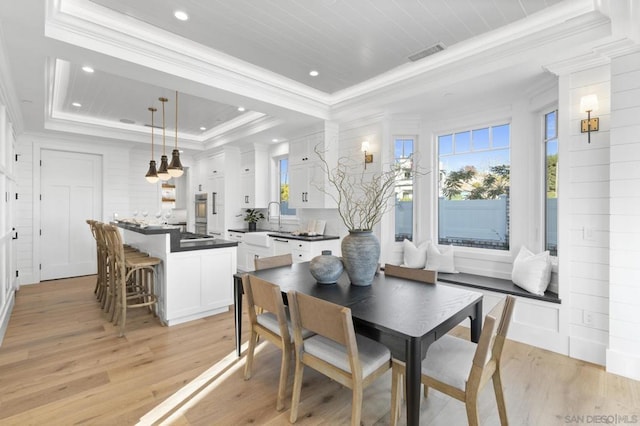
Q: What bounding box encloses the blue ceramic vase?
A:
[341,230,380,286]
[309,250,343,284]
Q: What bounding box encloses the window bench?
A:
[437,272,560,304]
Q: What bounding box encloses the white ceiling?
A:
[0,0,615,153]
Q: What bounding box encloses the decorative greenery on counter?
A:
[243,208,265,224]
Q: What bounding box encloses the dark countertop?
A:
[227,228,272,233]
[227,228,340,242]
[268,232,340,242]
[116,221,238,252]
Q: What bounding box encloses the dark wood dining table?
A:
[233,262,483,426]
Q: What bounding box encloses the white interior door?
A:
[40,150,102,280]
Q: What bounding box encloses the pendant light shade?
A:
[168,90,184,177]
[157,97,171,181]
[145,107,159,183]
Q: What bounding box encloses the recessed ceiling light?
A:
[82,66,94,73]
[72,102,82,107]
[200,126,206,131]
[174,10,189,21]
[237,106,245,112]
[309,70,319,77]
[272,138,279,143]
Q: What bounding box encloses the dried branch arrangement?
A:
[314,146,419,231]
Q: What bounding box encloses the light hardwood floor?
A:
[0,275,638,425]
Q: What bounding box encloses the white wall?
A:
[607,51,640,380]
[560,64,612,366]
[13,134,195,285]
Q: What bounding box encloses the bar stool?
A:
[103,224,161,336]
[86,219,102,297]
[95,222,150,313]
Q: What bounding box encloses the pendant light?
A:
[145,107,159,183]
[157,97,171,181]
[168,90,184,177]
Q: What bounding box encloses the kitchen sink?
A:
[242,231,272,247]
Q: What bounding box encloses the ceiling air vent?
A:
[408,43,445,62]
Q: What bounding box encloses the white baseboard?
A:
[606,348,640,381]
[569,336,606,366]
[18,272,38,286]
[0,292,16,346]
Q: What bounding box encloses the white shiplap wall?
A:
[607,51,640,380]
[13,135,194,285]
[563,64,611,366]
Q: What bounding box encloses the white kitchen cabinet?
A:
[268,235,341,263]
[272,237,293,255]
[243,244,275,272]
[289,238,341,263]
[203,148,241,236]
[239,146,268,208]
[208,173,225,236]
[289,162,329,208]
[164,246,236,325]
[288,122,338,209]
[227,231,247,271]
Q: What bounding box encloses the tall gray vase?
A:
[341,230,380,286]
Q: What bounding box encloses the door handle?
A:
[212,192,217,214]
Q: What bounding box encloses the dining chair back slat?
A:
[288,290,391,425]
[384,263,437,284]
[254,253,293,271]
[242,274,292,411]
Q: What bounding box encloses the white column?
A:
[607,51,640,380]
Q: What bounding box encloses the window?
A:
[394,138,414,241]
[278,157,296,216]
[438,124,510,250]
[545,110,558,256]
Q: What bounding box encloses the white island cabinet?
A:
[119,224,237,326]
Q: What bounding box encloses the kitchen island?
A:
[116,222,238,325]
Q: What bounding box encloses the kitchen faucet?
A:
[267,201,281,231]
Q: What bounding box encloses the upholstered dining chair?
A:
[384,263,437,284]
[287,290,392,426]
[390,295,516,426]
[242,274,310,411]
[254,253,293,271]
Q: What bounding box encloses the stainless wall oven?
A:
[194,193,207,234]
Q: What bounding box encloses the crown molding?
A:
[0,23,24,135]
[45,0,331,120]
[331,0,601,104]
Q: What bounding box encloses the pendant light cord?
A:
[175,91,178,149]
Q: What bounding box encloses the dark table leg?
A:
[470,300,482,343]
[405,338,421,426]
[233,275,243,357]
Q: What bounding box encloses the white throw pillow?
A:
[511,246,552,296]
[425,243,457,273]
[402,239,428,268]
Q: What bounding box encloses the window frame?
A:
[274,154,296,219]
[436,122,512,251]
[393,136,416,242]
[543,108,559,258]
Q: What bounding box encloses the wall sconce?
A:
[580,94,599,144]
[361,141,373,169]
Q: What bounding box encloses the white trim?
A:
[606,348,640,381]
